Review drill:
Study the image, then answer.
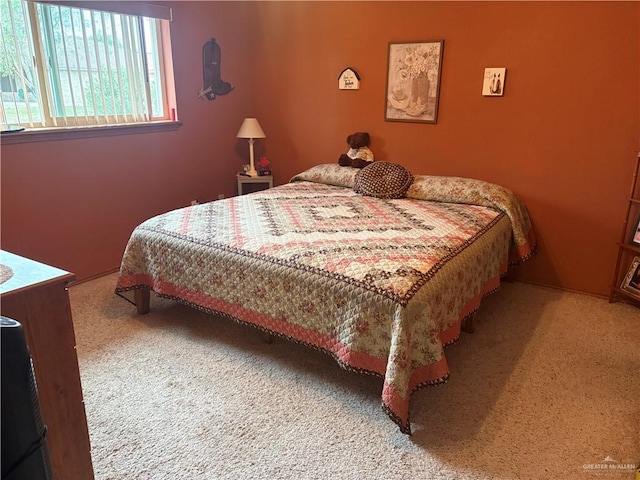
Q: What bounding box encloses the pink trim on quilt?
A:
[380,272,505,433]
[513,228,537,263]
[117,274,389,375]
[382,354,450,431]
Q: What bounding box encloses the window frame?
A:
[0,0,178,140]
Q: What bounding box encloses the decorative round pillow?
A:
[353,161,414,199]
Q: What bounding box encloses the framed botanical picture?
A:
[385,40,444,124]
[631,214,640,246]
[621,256,640,299]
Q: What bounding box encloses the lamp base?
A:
[246,168,259,177]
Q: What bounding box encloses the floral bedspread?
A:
[116,164,536,434]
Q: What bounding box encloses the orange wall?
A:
[251,1,640,296]
[1,1,639,297]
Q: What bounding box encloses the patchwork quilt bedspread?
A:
[115,164,536,434]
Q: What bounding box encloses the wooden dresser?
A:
[0,250,94,480]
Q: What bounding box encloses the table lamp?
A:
[236,118,266,177]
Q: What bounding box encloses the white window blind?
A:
[0,0,174,130]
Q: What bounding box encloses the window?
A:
[0,0,175,130]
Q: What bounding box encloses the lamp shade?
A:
[236,118,266,139]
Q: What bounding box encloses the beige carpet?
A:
[70,274,639,480]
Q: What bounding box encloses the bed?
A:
[115,163,536,434]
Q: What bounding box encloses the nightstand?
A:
[237,174,273,195]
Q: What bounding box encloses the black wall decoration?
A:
[198,38,234,100]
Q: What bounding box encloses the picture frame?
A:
[631,214,640,246]
[385,40,444,124]
[482,67,507,96]
[621,256,640,300]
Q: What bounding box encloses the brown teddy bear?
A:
[338,132,374,168]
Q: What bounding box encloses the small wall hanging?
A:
[198,38,234,100]
[338,67,360,90]
[482,67,506,96]
[385,40,444,124]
